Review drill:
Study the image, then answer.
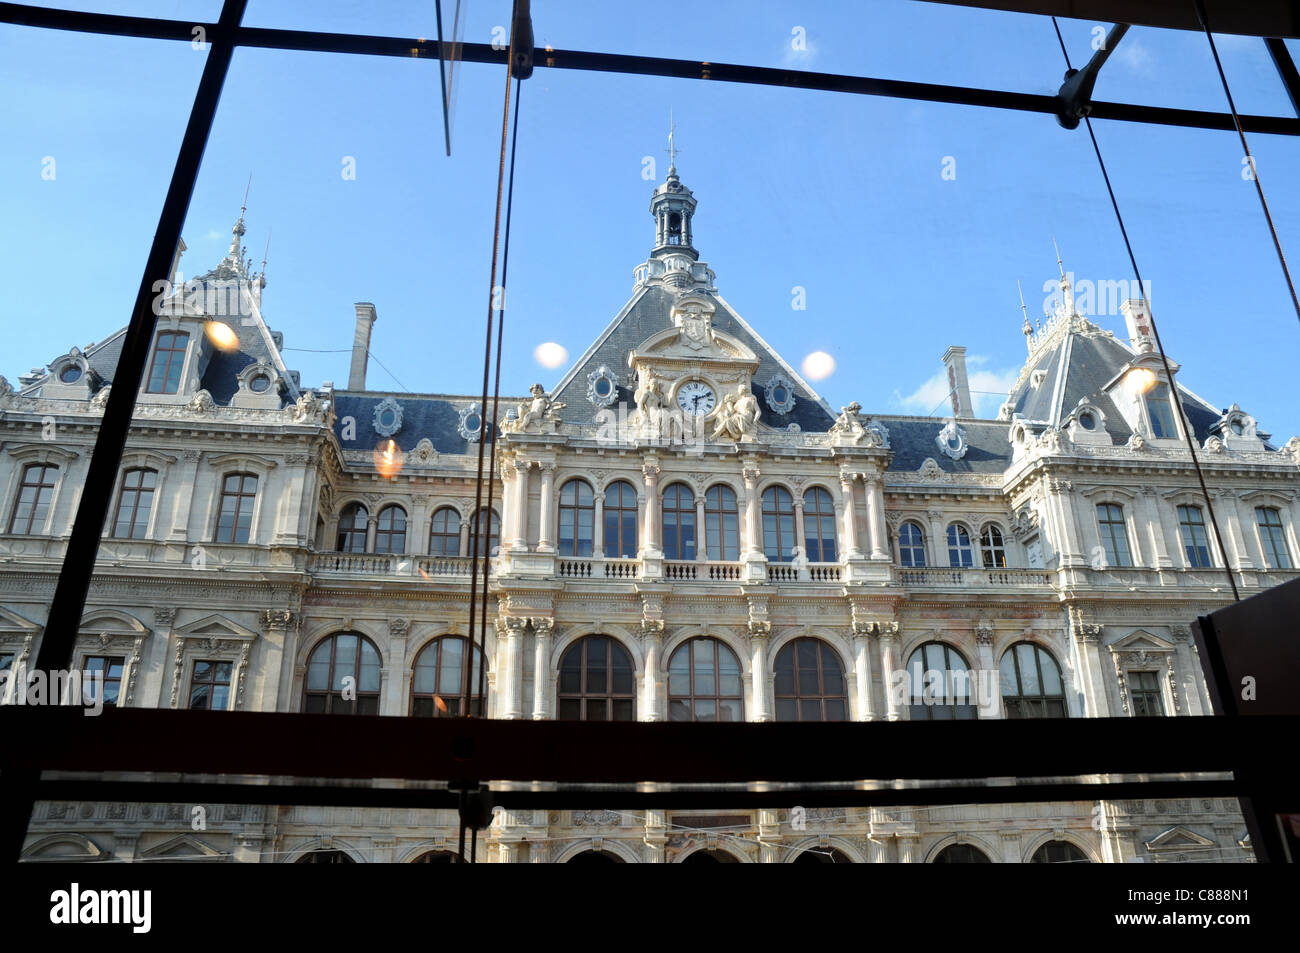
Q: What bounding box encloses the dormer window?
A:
[59,365,83,384]
[1145,383,1177,439]
[146,331,189,394]
[249,373,271,393]
[1077,410,1096,430]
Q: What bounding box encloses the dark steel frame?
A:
[1,0,1298,864]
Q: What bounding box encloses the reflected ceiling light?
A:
[204,320,239,351]
[534,342,568,369]
[373,439,403,479]
[801,351,835,381]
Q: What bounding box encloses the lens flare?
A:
[534,342,568,369]
[801,350,836,381]
[373,439,403,478]
[204,320,239,351]
[1128,367,1158,393]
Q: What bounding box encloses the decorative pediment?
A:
[1109,630,1175,655]
[174,613,259,644]
[1145,826,1216,852]
[21,833,109,862]
[0,605,41,636]
[79,609,149,640]
[139,834,228,862]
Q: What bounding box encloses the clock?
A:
[676,380,716,416]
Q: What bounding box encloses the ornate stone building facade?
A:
[4,164,1297,863]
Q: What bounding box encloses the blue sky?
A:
[2,1,1298,437]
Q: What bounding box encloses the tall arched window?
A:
[773,638,848,722]
[296,850,355,864]
[980,524,1007,569]
[897,521,926,567]
[557,635,635,721]
[470,507,500,557]
[374,504,407,554]
[933,844,992,863]
[1256,506,1293,569]
[8,460,59,535]
[794,847,853,864]
[662,483,696,560]
[603,481,638,557]
[1000,642,1067,718]
[1096,503,1132,568]
[411,636,485,717]
[303,633,381,715]
[428,507,461,556]
[111,467,157,539]
[558,479,595,557]
[946,523,974,567]
[336,502,369,552]
[803,487,837,562]
[762,486,796,562]
[1176,504,1212,568]
[1031,841,1089,863]
[704,485,739,561]
[907,642,976,720]
[667,637,743,722]
[213,472,257,544]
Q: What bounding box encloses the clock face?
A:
[676,380,716,416]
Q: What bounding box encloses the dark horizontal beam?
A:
[1,3,1296,136]
[31,777,1246,812]
[4,708,1298,788]
[926,0,1300,37]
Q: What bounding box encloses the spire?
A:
[226,175,251,264]
[648,124,698,261]
[1019,280,1033,353]
[667,109,678,175]
[1052,235,1076,318]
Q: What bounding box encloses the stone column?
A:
[385,619,409,716]
[852,626,876,721]
[748,625,770,721]
[1138,486,1172,568]
[695,494,707,562]
[511,461,530,551]
[742,464,762,556]
[1232,495,1265,568]
[999,830,1022,864]
[641,622,664,721]
[838,471,862,557]
[878,622,901,721]
[897,833,920,863]
[592,492,604,558]
[365,516,378,553]
[458,514,470,557]
[536,463,556,553]
[927,510,947,567]
[1069,610,1109,717]
[1169,625,1206,716]
[641,461,662,556]
[1215,489,1253,570]
[865,473,888,559]
[531,618,553,719]
[1052,479,1085,567]
[793,497,808,558]
[501,616,527,719]
[167,449,202,542]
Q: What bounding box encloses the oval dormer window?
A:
[594,377,613,399]
[464,412,482,433]
[1078,411,1096,431]
[59,365,82,383]
[1229,419,1244,436]
[249,374,271,393]
[379,407,396,428]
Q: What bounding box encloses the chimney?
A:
[1121,298,1154,353]
[942,345,973,418]
[349,302,377,390]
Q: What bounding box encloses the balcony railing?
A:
[309,552,489,579]
[664,560,744,581]
[899,567,1052,587]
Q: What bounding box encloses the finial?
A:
[260,229,271,281]
[1052,234,1064,280]
[667,109,678,175]
[1019,280,1033,339]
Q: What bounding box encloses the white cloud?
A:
[892,355,1018,418]
[206,228,224,240]
[1112,36,1154,75]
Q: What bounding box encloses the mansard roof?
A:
[331,390,527,455]
[550,283,838,434]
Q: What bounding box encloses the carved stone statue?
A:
[291,390,323,423]
[187,389,215,414]
[829,401,865,444]
[0,375,11,398]
[503,383,565,434]
[633,372,667,430]
[712,384,760,442]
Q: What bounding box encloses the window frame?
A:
[1000,642,1068,718]
[302,632,382,715]
[906,641,976,721]
[1095,502,1133,568]
[1255,506,1292,569]
[703,484,739,561]
[410,635,485,718]
[374,503,407,555]
[213,472,258,544]
[428,506,461,556]
[1176,504,1212,569]
[557,479,595,557]
[144,329,190,395]
[661,482,696,561]
[946,522,975,568]
[667,637,744,722]
[187,658,234,711]
[772,637,848,723]
[802,487,837,562]
[1129,669,1166,717]
[602,480,638,558]
[556,635,636,721]
[83,654,126,709]
[761,486,796,563]
[471,507,500,557]
[980,523,1006,569]
[897,521,927,567]
[7,463,59,535]
[110,467,158,540]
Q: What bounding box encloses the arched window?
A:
[704,485,739,561]
[145,330,189,394]
[933,844,992,863]
[1176,504,1212,568]
[682,849,740,864]
[8,463,58,535]
[1145,382,1177,439]
[662,483,696,560]
[762,486,796,562]
[946,523,974,568]
[296,849,355,863]
[1000,642,1067,718]
[214,472,257,544]
[897,521,926,567]
[1031,841,1089,864]
[803,487,837,562]
[1096,503,1132,568]
[557,635,635,721]
[907,642,976,720]
[303,633,381,715]
[558,479,595,557]
[980,524,1006,569]
[412,850,460,863]
[374,504,407,554]
[471,507,500,557]
[773,638,848,722]
[603,481,638,557]
[428,507,461,556]
[794,847,853,864]
[336,502,369,553]
[1256,506,1293,569]
[568,850,625,864]
[111,467,157,539]
[411,636,485,717]
[667,637,743,722]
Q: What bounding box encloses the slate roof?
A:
[876,417,1012,474]
[331,391,526,456]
